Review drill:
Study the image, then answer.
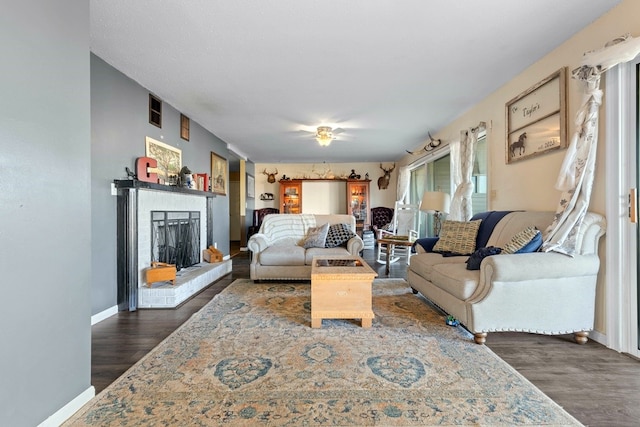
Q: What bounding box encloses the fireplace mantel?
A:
[114,179,216,198]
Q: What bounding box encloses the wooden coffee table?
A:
[310,255,378,328]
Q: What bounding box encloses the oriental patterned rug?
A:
[65,279,581,426]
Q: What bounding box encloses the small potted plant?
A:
[445,315,459,326]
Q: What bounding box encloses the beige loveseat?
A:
[247,213,364,281]
[408,210,606,345]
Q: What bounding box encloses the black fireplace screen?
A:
[151,211,200,270]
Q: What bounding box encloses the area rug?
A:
[65,279,581,426]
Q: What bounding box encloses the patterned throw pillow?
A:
[325,223,356,248]
[432,220,482,255]
[302,223,329,249]
[502,226,541,254]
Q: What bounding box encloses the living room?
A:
[4,1,640,426]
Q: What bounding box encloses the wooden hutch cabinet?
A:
[346,179,371,233]
[279,180,302,214]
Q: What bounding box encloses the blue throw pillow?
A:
[515,231,543,253]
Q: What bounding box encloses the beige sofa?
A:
[408,211,606,345]
[247,213,364,281]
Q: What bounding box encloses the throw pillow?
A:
[302,223,329,249]
[466,246,502,270]
[432,219,482,256]
[502,226,542,254]
[325,223,356,248]
[516,231,542,253]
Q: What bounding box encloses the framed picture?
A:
[210,151,228,196]
[505,67,567,164]
[246,173,255,199]
[145,136,181,180]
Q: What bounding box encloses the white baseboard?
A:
[38,386,95,427]
[91,305,118,325]
[589,329,607,347]
[223,254,231,261]
[240,247,248,252]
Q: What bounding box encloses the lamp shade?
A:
[420,191,451,214]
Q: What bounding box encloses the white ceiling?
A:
[90,0,620,164]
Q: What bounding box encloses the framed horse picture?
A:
[505,67,567,164]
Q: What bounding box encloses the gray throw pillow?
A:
[302,223,329,249]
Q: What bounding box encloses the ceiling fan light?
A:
[315,126,334,146]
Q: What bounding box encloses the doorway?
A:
[228,152,243,257]
[606,54,640,357]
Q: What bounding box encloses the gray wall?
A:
[91,55,231,315]
[0,1,92,425]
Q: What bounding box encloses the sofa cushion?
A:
[429,263,480,300]
[409,252,467,279]
[259,243,306,266]
[470,211,514,249]
[432,220,482,255]
[302,223,329,249]
[485,211,554,248]
[502,226,541,254]
[305,247,351,264]
[325,223,356,248]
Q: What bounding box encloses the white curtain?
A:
[449,126,481,221]
[396,165,410,203]
[543,34,640,255]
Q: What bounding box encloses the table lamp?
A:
[420,191,451,236]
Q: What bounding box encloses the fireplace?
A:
[151,211,200,271]
[115,180,231,310]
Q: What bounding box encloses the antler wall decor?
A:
[406,132,442,155]
[262,168,278,183]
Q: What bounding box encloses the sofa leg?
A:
[410,287,418,294]
[574,331,589,344]
[473,333,487,345]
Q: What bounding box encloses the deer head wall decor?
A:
[377,163,395,190]
[262,168,278,183]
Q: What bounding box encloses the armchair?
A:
[370,206,394,234]
[248,208,279,239]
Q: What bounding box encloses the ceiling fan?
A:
[298,125,345,147]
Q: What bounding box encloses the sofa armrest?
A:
[247,234,270,254]
[347,235,364,255]
[480,252,600,282]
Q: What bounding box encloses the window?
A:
[180,114,190,141]
[149,94,162,128]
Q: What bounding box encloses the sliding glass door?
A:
[409,134,487,238]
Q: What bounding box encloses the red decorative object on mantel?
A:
[136,156,159,183]
[193,173,209,191]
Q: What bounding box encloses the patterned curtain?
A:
[543,34,640,255]
[449,125,482,221]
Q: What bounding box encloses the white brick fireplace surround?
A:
[115,180,231,309]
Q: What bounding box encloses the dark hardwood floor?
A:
[92,248,640,426]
